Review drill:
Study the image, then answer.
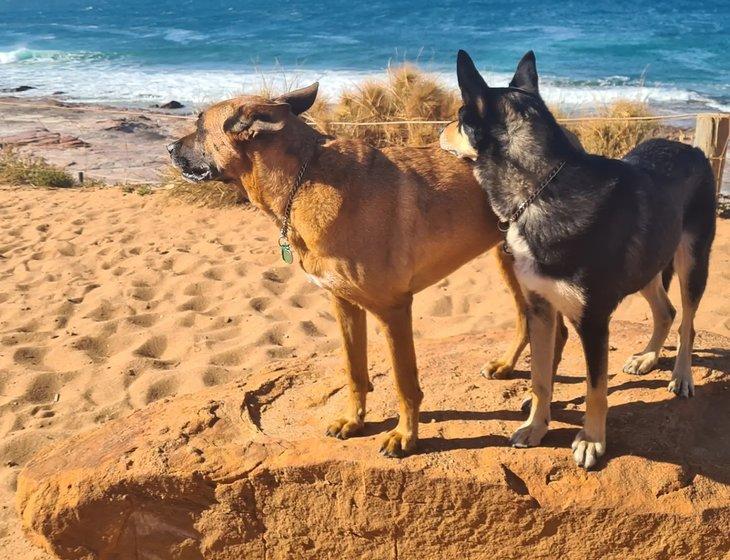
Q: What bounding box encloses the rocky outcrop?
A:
[16,324,730,559]
[0,128,89,149]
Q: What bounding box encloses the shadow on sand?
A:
[361,345,730,483]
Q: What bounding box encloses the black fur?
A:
[452,49,716,416]
[454,50,715,330]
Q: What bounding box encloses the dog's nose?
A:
[166,141,179,155]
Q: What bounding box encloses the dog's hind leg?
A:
[374,300,423,457]
[669,232,711,397]
[482,248,529,379]
[326,296,370,439]
[623,273,676,375]
[510,292,556,448]
[573,314,610,469]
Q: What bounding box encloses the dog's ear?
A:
[456,50,489,117]
[275,82,319,115]
[223,104,289,139]
[510,50,539,94]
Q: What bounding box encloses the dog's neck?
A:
[477,119,577,222]
[241,133,321,229]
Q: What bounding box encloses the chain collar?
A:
[498,159,566,234]
[277,147,315,263]
[499,159,566,255]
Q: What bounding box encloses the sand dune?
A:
[0,184,728,557]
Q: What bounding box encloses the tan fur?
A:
[172,92,534,456]
[440,121,478,160]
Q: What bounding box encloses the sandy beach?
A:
[0,175,728,556]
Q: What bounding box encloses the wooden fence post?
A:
[693,113,729,195]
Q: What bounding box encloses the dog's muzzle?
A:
[167,141,217,182]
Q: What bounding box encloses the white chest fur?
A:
[506,226,585,322]
[305,272,337,290]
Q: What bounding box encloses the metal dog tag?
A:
[279,237,293,264]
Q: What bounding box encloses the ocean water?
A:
[0,0,728,112]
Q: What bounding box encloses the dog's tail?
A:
[662,260,675,291]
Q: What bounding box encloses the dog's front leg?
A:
[510,292,556,448]
[572,316,609,469]
[482,249,528,379]
[374,301,422,457]
[326,296,370,439]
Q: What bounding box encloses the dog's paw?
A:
[572,430,605,470]
[668,369,694,398]
[481,359,513,379]
[509,421,548,448]
[379,429,416,458]
[325,418,364,440]
[622,351,659,375]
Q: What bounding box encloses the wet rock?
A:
[156,100,185,109]
[2,85,36,93]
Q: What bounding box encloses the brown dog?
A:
[168,83,563,456]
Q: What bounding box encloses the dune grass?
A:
[306,64,460,147]
[0,149,76,188]
[561,100,662,159]
[305,67,665,157]
[162,167,246,207]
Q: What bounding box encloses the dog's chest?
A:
[506,226,585,322]
[304,272,338,290]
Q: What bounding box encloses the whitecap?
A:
[0,59,726,115]
[163,29,208,43]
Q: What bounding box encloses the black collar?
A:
[499,159,566,253]
[499,160,566,233]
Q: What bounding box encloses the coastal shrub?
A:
[0,149,75,188]
[305,68,660,155]
[306,64,460,147]
[163,167,247,207]
[564,100,661,158]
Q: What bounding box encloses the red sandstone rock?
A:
[0,128,89,149]
[16,324,730,559]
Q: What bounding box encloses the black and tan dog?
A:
[441,50,716,469]
[167,84,566,456]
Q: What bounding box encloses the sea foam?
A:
[0,54,726,113]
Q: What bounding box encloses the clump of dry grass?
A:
[162,167,246,207]
[307,64,459,147]
[307,70,661,154]
[563,100,661,158]
[0,149,75,188]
